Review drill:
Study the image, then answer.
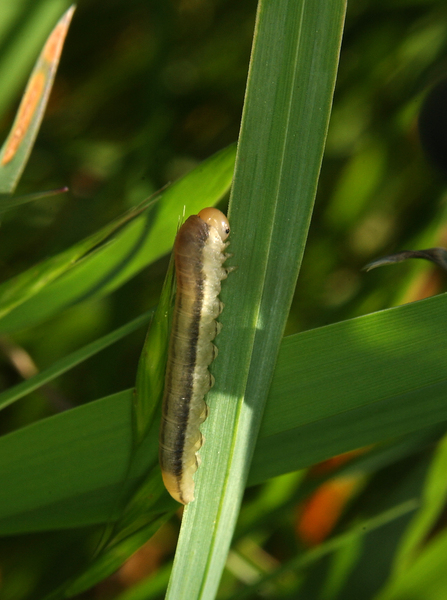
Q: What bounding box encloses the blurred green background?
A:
[0,0,256,431]
[1,0,447,598]
[2,0,446,421]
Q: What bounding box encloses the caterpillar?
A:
[159,207,231,504]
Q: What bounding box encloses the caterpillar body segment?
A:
[159,208,231,504]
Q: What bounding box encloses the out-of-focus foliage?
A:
[0,0,253,431]
[292,0,447,332]
[1,0,447,599]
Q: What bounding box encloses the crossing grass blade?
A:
[391,432,447,576]
[0,310,153,411]
[0,292,445,547]
[0,389,135,535]
[250,292,447,485]
[0,144,235,333]
[0,187,68,213]
[371,433,447,600]
[0,200,152,323]
[229,499,419,600]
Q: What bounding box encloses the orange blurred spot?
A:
[44,21,69,63]
[1,72,45,165]
[309,447,371,477]
[296,475,361,547]
[401,270,443,304]
[94,522,178,597]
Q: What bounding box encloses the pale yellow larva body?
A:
[159,208,231,504]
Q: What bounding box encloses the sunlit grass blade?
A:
[166,1,347,598]
[0,144,236,334]
[0,5,75,193]
[0,310,153,411]
[0,198,151,322]
[250,293,447,485]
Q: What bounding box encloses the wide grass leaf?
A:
[250,292,447,485]
[0,295,445,537]
[0,389,136,535]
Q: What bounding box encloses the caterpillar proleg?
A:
[159,207,231,504]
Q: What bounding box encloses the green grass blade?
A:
[231,500,419,600]
[63,513,172,599]
[65,260,179,597]
[133,256,175,445]
[0,144,236,333]
[0,186,68,213]
[0,0,68,119]
[0,310,153,411]
[374,528,447,600]
[0,389,135,535]
[0,263,176,593]
[0,5,75,194]
[0,295,445,538]
[0,199,150,322]
[250,292,447,485]
[388,431,447,576]
[166,1,346,598]
[62,263,180,597]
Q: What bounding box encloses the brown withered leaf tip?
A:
[363,247,447,272]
